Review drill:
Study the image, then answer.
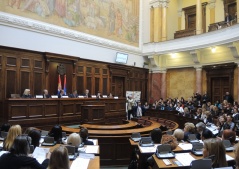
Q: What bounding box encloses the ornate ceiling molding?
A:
[0,12,141,55]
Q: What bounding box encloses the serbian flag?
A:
[63,74,67,95]
[57,74,62,94]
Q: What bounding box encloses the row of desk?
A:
[130,139,236,169]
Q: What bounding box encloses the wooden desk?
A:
[152,152,235,169]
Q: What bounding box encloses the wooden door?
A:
[112,76,125,97]
[211,77,230,104]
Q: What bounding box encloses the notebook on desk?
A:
[155,144,175,159]
[139,137,154,147]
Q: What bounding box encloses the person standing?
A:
[223,92,234,104]
[127,95,134,120]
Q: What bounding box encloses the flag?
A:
[58,74,62,94]
[63,74,67,95]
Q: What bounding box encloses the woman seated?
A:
[201,128,213,141]
[0,123,11,132]
[150,128,162,144]
[222,129,236,144]
[3,124,22,151]
[0,135,49,169]
[79,128,93,145]
[28,129,41,149]
[47,146,69,169]
[172,129,184,142]
[203,138,227,168]
[48,125,62,144]
[22,89,32,98]
[67,133,82,149]
[183,122,195,141]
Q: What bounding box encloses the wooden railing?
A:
[208,19,237,32]
[174,28,196,39]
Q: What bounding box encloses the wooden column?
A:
[196,0,202,34]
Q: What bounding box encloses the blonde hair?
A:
[173,129,184,141]
[184,122,195,133]
[67,133,81,147]
[23,89,30,95]
[203,138,227,168]
[48,146,69,169]
[4,125,22,151]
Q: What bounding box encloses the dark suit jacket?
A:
[0,153,49,169]
[69,93,79,98]
[43,94,50,98]
[83,93,91,98]
[22,94,32,98]
[83,140,94,145]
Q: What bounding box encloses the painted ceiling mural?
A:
[0,0,139,47]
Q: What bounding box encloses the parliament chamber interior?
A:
[0,0,239,168]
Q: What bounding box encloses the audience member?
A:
[201,128,213,141]
[48,125,62,144]
[173,129,184,142]
[222,129,236,144]
[67,133,81,148]
[22,89,32,98]
[150,128,162,144]
[183,122,195,141]
[195,122,206,140]
[47,145,69,169]
[234,143,239,169]
[203,138,227,168]
[0,123,11,132]
[127,95,135,120]
[28,129,41,149]
[0,135,49,169]
[79,128,93,145]
[223,91,234,104]
[136,102,143,118]
[3,124,22,151]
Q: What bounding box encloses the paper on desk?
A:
[206,125,219,135]
[32,147,50,164]
[175,153,195,166]
[0,142,3,147]
[0,151,8,157]
[70,157,90,169]
[226,154,234,161]
[85,145,99,154]
[139,145,157,153]
[79,153,95,159]
[178,143,192,150]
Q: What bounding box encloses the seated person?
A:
[69,90,78,98]
[201,128,213,141]
[58,90,65,98]
[43,89,50,98]
[47,145,69,169]
[150,128,162,144]
[195,122,206,140]
[0,135,50,169]
[83,89,91,98]
[234,143,239,169]
[22,89,32,98]
[3,125,22,151]
[173,129,184,142]
[203,138,227,168]
[183,122,195,141]
[222,129,236,144]
[79,128,93,145]
[108,93,114,98]
[96,91,102,99]
[28,129,41,149]
[48,125,62,144]
[0,123,11,132]
[67,133,81,149]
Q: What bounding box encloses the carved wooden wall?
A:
[0,46,149,124]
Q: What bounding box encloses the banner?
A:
[58,74,62,94]
[64,74,67,95]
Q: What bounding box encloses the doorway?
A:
[112,76,125,97]
[211,77,230,104]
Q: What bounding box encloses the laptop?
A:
[188,134,199,143]
[155,144,175,159]
[130,132,141,142]
[41,137,55,146]
[223,140,234,152]
[65,145,77,160]
[191,142,203,156]
[139,137,154,147]
[0,131,8,141]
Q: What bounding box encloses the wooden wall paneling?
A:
[95,77,100,94]
[20,71,30,96]
[6,69,17,98]
[86,77,92,94]
[103,77,108,95]
[44,101,59,117]
[34,72,43,95]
